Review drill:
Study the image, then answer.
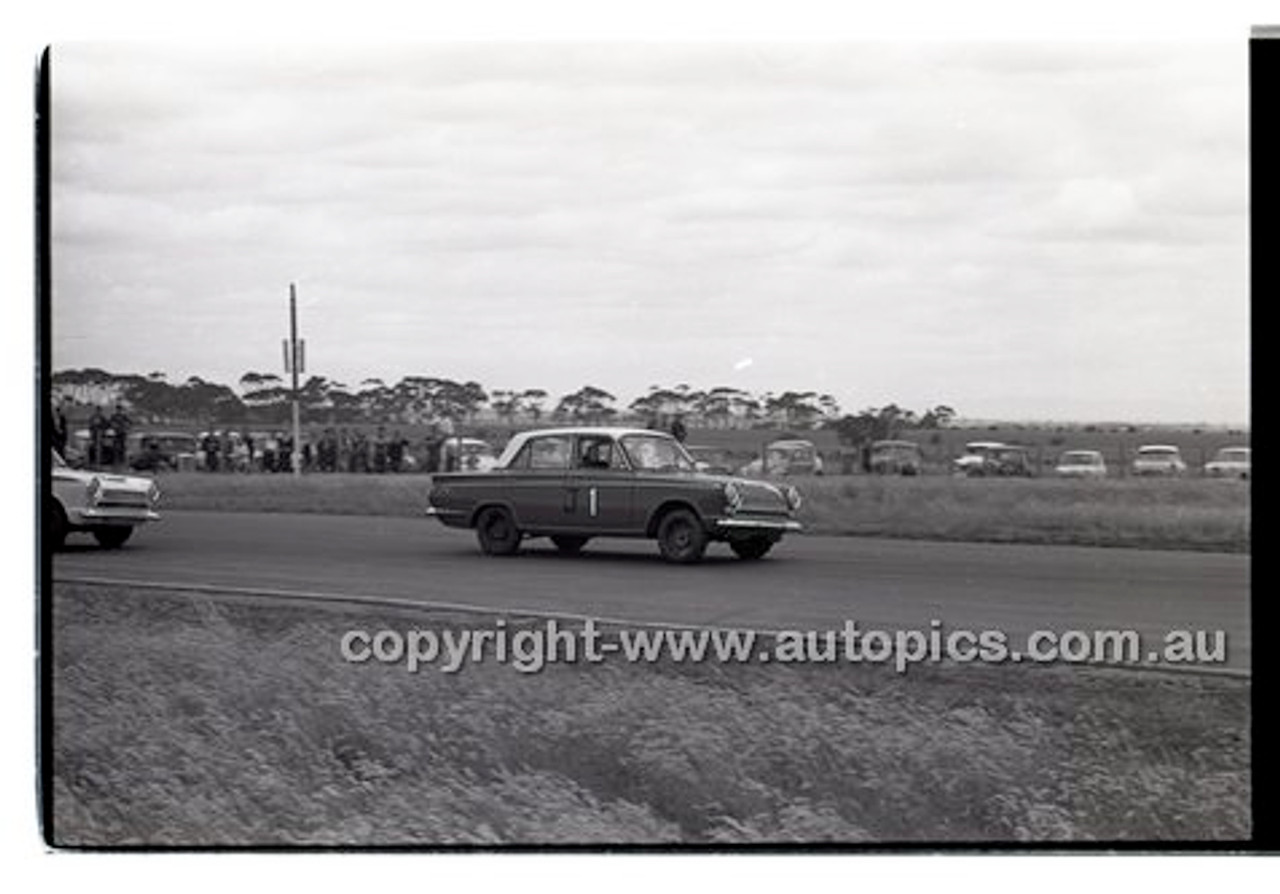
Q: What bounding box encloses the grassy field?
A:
[51,583,1249,846]
[150,471,1250,553]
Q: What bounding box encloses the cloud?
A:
[48,41,1249,423]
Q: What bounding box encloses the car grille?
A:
[737,481,790,514]
[98,489,149,508]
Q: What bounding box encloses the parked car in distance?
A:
[1204,446,1250,480]
[1132,444,1187,477]
[738,439,825,478]
[952,441,1005,477]
[686,445,737,476]
[50,449,161,549]
[444,437,500,472]
[953,442,1034,477]
[868,440,923,476]
[129,431,200,472]
[426,427,803,563]
[1054,449,1107,479]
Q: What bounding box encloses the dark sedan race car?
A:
[426,427,803,563]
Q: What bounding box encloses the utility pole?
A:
[283,283,305,476]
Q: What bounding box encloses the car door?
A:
[502,434,574,531]
[564,434,635,533]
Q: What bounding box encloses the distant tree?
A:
[555,385,616,423]
[766,391,822,429]
[520,389,548,423]
[490,389,523,425]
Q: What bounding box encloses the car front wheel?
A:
[93,527,133,549]
[656,508,708,564]
[730,537,775,560]
[551,535,590,555]
[476,507,521,556]
[48,502,67,551]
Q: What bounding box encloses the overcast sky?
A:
[49,41,1250,424]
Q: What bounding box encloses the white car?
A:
[50,450,160,548]
[738,439,825,477]
[1132,445,1187,477]
[1204,446,1250,480]
[952,441,1007,477]
[1054,449,1107,479]
[445,437,500,472]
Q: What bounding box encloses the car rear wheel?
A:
[551,535,590,555]
[656,508,708,564]
[476,507,521,556]
[93,527,132,549]
[730,537,774,560]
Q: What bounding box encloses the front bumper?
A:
[712,516,802,533]
[69,507,160,526]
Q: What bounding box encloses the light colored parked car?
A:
[1204,446,1250,480]
[1132,445,1187,477]
[427,427,802,563]
[443,437,500,472]
[49,449,160,548]
[1054,449,1107,479]
[954,441,1034,477]
[869,440,923,476]
[738,439,825,478]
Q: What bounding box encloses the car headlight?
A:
[85,476,102,505]
[723,481,743,514]
[785,485,803,512]
[148,481,161,506]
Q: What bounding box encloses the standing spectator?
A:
[373,426,389,474]
[109,404,131,468]
[337,427,351,474]
[87,406,108,466]
[262,432,278,473]
[352,431,369,473]
[388,429,406,473]
[202,430,221,473]
[221,430,235,473]
[242,430,256,471]
[425,422,443,473]
[670,414,688,444]
[278,431,293,473]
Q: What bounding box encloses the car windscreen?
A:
[1060,452,1101,464]
[1215,449,1249,461]
[620,434,696,472]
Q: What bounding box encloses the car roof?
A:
[505,426,666,441]
[768,439,816,448]
[965,441,1006,449]
[1137,444,1181,452]
[495,426,675,465]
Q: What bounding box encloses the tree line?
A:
[50,368,957,442]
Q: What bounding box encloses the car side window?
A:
[527,435,572,470]
[576,436,624,471]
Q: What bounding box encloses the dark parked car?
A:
[868,440,923,475]
[128,431,200,472]
[426,427,803,563]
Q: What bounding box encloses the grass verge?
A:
[51,583,1249,845]
[151,472,1250,553]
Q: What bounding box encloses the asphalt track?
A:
[52,510,1251,672]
